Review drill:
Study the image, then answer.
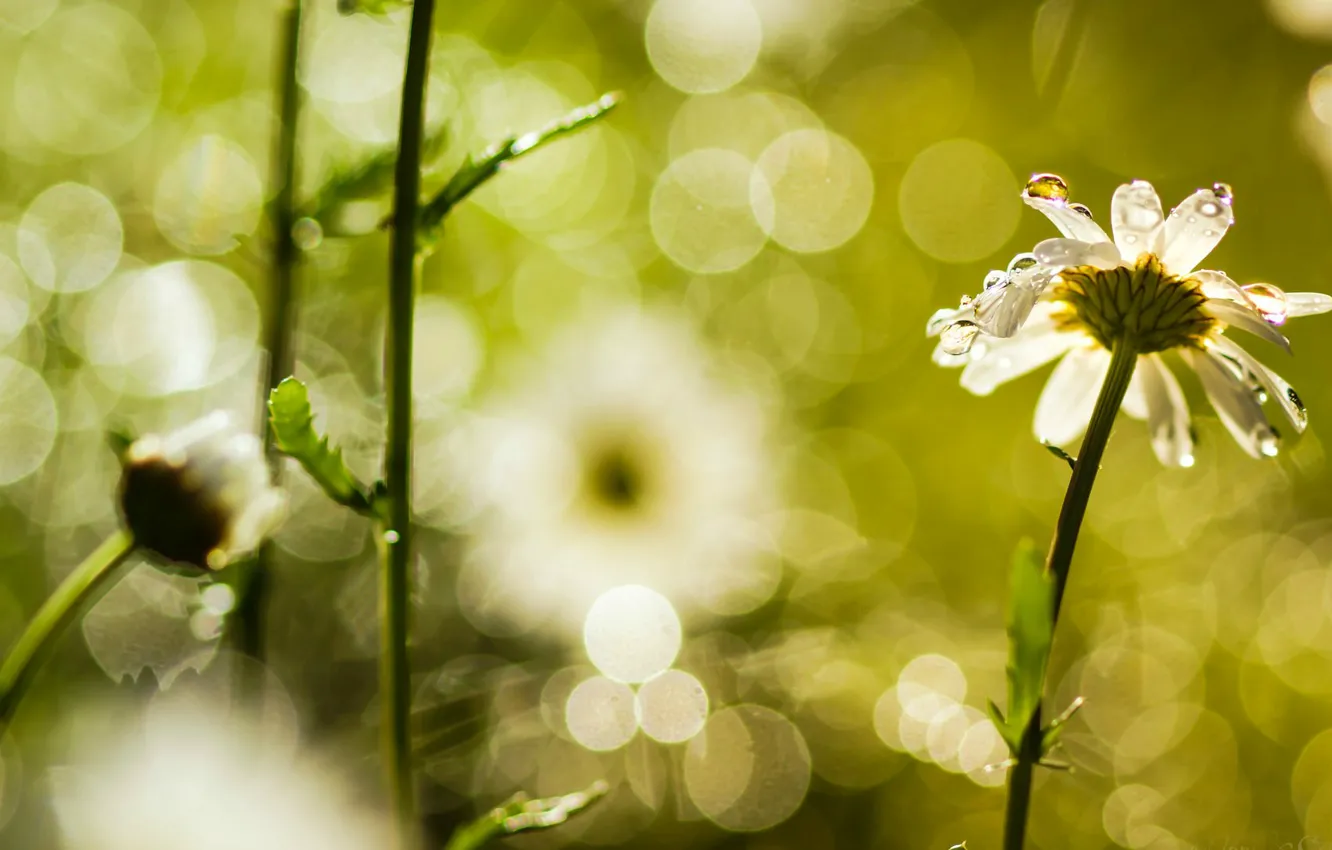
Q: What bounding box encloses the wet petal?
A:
[1110,181,1166,261]
[926,304,975,337]
[1182,348,1279,458]
[973,280,1042,338]
[1033,345,1111,446]
[1122,364,1148,420]
[960,327,1080,396]
[1202,299,1292,355]
[1192,270,1247,304]
[1287,291,1332,317]
[1022,195,1111,244]
[1034,238,1121,270]
[1160,188,1234,276]
[1138,353,1194,467]
[1208,336,1308,433]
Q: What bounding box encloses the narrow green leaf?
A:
[302,129,447,232]
[1040,694,1084,757]
[399,91,622,253]
[986,698,1020,755]
[268,377,377,516]
[443,781,610,850]
[1000,539,1055,753]
[1042,442,1076,470]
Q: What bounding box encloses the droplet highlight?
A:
[1023,173,1069,202]
[1212,182,1234,205]
[940,321,979,356]
[1242,283,1289,325]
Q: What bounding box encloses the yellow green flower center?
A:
[1050,254,1216,353]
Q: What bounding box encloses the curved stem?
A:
[1002,339,1138,850]
[0,530,137,726]
[383,0,436,845]
[236,0,306,663]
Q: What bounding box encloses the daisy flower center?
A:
[1049,253,1216,353]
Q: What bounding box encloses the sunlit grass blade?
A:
[268,377,379,517]
[443,781,610,850]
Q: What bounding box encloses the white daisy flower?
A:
[119,412,287,571]
[49,700,388,850]
[926,174,1332,465]
[454,306,779,635]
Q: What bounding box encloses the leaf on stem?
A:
[301,129,447,234]
[443,781,610,850]
[991,539,1055,755]
[384,91,622,252]
[268,377,380,517]
[1042,442,1076,470]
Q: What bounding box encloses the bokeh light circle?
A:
[0,358,57,485]
[411,296,483,401]
[0,256,31,348]
[564,675,638,752]
[583,585,682,683]
[650,148,770,273]
[154,136,263,256]
[645,0,762,94]
[898,138,1019,263]
[635,669,709,743]
[750,129,874,253]
[684,704,811,832]
[15,3,162,155]
[18,183,123,293]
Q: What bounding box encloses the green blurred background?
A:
[4,0,1332,847]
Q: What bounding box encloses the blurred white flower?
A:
[49,700,387,850]
[455,306,780,634]
[926,176,1332,465]
[119,411,286,571]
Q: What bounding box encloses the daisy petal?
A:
[1022,195,1111,244]
[1191,270,1247,304]
[1202,299,1293,355]
[1122,363,1148,420]
[1160,187,1234,276]
[1110,180,1166,261]
[1033,238,1122,269]
[960,327,1079,396]
[926,304,975,337]
[1182,348,1279,458]
[1287,291,1332,317]
[1138,353,1194,467]
[1033,346,1111,446]
[1208,335,1308,433]
[973,281,1041,338]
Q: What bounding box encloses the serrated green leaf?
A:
[397,92,621,254]
[1001,539,1055,753]
[986,699,1020,755]
[443,781,609,850]
[268,377,377,516]
[302,128,447,233]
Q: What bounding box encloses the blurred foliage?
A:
[3,0,1332,848]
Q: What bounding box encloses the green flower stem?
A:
[1002,338,1138,850]
[236,0,306,664]
[0,530,137,726]
[383,0,436,844]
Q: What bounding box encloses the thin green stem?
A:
[383,0,436,844]
[236,0,306,664]
[0,530,137,726]
[1002,338,1138,850]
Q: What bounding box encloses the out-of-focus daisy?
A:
[926,175,1332,465]
[454,306,779,635]
[49,700,388,850]
[119,411,287,571]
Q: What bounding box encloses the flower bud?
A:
[118,412,286,572]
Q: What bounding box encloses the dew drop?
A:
[1260,430,1280,458]
[1006,253,1039,275]
[292,217,323,251]
[383,529,400,544]
[1242,282,1288,325]
[1023,173,1069,202]
[940,320,980,355]
[982,269,1007,290]
[1199,202,1221,217]
[1179,453,1195,468]
[1068,202,1094,218]
[1212,182,1234,205]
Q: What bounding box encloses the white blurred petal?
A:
[1287,291,1332,317]
[1160,188,1233,276]
[1022,195,1111,244]
[1033,238,1121,270]
[1182,348,1279,459]
[1033,345,1110,446]
[960,326,1079,396]
[1121,362,1148,420]
[1110,180,1165,260]
[1203,299,1292,355]
[1208,335,1308,433]
[1138,353,1194,467]
[1192,270,1247,304]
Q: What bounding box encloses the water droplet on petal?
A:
[1006,253,1039,275]
[982,269,1007,290]
[1068,202,1093,218]
[1199,201,1221,217]
[940,320,980,355]
[1023,173,1069,202]
[1242,282,1288,325]
[1260,430,1280,458]
[1179,453,1195,468]
[959,294,975,308]
[1212,182,1234,205]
